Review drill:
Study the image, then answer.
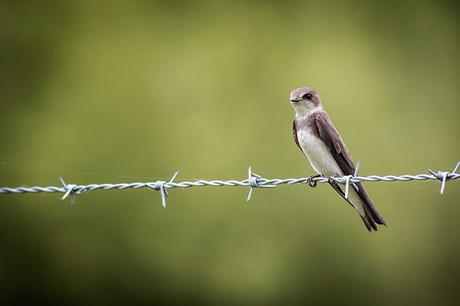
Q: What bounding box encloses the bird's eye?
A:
[302,93,313,100]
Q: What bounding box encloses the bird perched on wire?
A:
[290,87,386,231]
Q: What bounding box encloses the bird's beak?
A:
[290,98,300,103]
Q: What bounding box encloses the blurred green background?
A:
[1,0,459,305]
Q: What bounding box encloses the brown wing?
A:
[292,120,302,151]
[315,112,355,175]
[315,112,386,226]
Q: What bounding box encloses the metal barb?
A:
[354,161,360,177]
[452,161,460,174]
[147,171,179,208]
[246,167,260,201]
[353,161,361,192]
[59,177,77,205]
[344,175,352,199]
[340,161,359,199]
[158,171,179,208]
[428,169,449,194]
[246,167,274,202]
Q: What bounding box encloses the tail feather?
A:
[360,215,372,231]
[352,182,386,227]
[328,179,386,231]
[361,207,377,232]
[367,203,386,226]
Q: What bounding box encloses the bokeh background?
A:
[1,0,459,305]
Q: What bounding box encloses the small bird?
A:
[290,87,386,231]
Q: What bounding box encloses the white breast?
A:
[297,128,343,177]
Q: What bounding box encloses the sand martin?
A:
[290,87,386,231]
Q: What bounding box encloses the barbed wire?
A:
[0,161,458,207]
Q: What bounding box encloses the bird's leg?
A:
[307,174,322,187]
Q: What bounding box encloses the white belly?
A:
[297,129,343,177]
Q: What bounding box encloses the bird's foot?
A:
[307,174,322,187]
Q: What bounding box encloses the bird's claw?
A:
[307,174,322,187]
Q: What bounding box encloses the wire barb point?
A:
[246,167,260,202]
[246,167,274,202]
[452,161,460,174]
[428,169,448,195]
[428,161,460,195]
[344,175,352,199]
[59,177,77,205]
[147,171,179,208]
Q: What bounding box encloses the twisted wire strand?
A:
[0,162,458,204]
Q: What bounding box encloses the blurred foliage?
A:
[0,0,459,305]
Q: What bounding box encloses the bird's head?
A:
[289,87,322,116]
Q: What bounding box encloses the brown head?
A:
[289,87,322,116]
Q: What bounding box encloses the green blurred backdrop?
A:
[1,0,459,305]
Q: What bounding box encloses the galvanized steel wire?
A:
[0,161,458,207]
